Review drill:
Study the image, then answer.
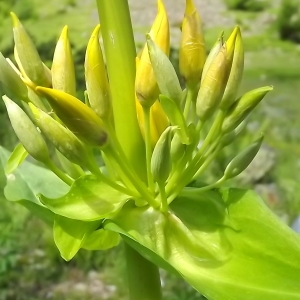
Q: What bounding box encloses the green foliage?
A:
[277,0,300,43]
[40,175,130,221]
[225,0,268,11]
[105,188,300,300]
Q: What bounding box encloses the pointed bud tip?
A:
[2,95,12,106]
[157,0,165,12]
[60,25,69,40]
[185,0,196,15]
[91,24,100,37]
[10,12,20,27]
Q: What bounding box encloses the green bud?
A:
[30,103,92,167]
[159,95,191,144]
[151,126,174,184]
[3,95,49,162]
[222,86,273,134]
[85,25,111,119]
[220,119,247,148]
[223,135,263,179]
[220,27,244,110]
[11,12,49,87]
[170,132,186,162]
[147,34,183,106]
[196,45,227,121]
[201,31,224,83]
[52,26,76,96]
[35,87,108,147]
[0,53,28,101]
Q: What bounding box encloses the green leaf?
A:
[159,95,190,145]
[54,215,100,261]
[40,175,130,221]
[0,146,68,225]
[105,188,300,300]
[5,143,28,174]
[82,228,120,251]
[0,147,69,200]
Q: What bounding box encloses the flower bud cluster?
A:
[0,0,272,213]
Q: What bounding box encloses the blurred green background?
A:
[0,0,300,299]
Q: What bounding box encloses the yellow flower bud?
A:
[85,25,111,119]
[36,87,108,147]
[179,0,206,88]
[196,45,228,121]
[52,26,76,96]
[220,27,244,110]
[201,32,224,84]
[225,26,239,69]
[136,99,169,148]
[135,0,170,107]
[11,12,49,87]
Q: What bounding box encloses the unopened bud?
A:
[0,53,28,101]
[225,26,239,69]
[220,27,244,110]
[135,0,170,106]
[220,119,247,147]
[223,135,263,179]
[52,26,76,96]
[201,32,224,83]
[179,0,206,88]
[222,86,273,133]
[36,87,108,147]
[147,35,183,106]
[85,25,111,119]
[196,45,227,121]
[170,132,186,162]
[3,95,49,162]
[30,103,92,167]
[151,126,173,184]
[159,94,190,144]
[11,12,49,87]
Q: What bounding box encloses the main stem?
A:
[96,1,162,299]
[125,243,162,300]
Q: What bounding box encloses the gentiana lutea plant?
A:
[0,0,300,299]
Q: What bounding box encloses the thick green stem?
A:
[125,243,162,300]
[96,0,146,180]
[96,2,162,299]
